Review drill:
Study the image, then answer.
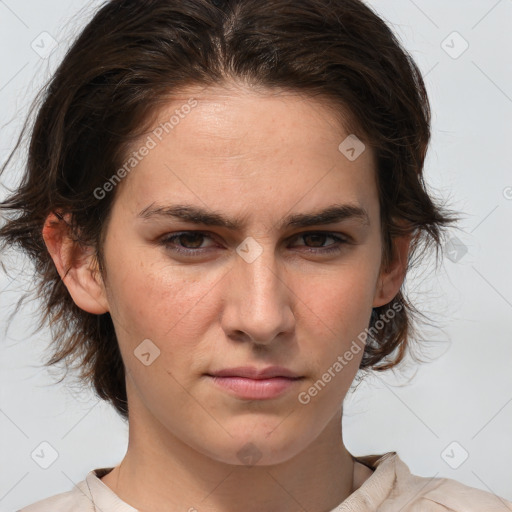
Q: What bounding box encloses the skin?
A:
[43,81,411,512]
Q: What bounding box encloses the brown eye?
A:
[303,233,330,247]
[291,232,349,254]
[160,231,217,255]
[176,233,206,248]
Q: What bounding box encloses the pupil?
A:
[181,233,203,248]
[305,234,325,247]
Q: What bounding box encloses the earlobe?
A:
[42,212,109,315]
[372,231,413,308]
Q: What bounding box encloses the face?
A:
[62,82,406,466]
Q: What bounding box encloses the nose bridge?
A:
[223,238,294,343]
[241,243,281,303]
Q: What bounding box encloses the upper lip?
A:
[207,366,302,379]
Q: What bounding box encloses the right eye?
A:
[159,231,219,256]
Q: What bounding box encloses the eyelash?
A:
[159,231,349,256]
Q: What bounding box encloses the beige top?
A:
[18,452,512,512]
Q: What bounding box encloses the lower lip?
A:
[207,375,302,400]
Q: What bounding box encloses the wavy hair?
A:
[0,0,461,419]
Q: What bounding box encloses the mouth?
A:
[205,375,303,400]
[207,365,302,379]
[204,366,304,400]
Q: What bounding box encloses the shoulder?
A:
[407,477,512,511]
[17,470,104,512]
[366,452,512,512]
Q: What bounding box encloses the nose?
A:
[220,242,295,345]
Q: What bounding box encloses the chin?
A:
[195,425,311,467]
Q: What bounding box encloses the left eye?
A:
[292,232,347,251]
[159,231,348,256]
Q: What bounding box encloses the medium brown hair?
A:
[0,0,461,420]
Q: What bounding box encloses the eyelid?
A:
[159,230,218,249]
[289,231,351,244]
[159,230,349,242]
[159,230,351,256]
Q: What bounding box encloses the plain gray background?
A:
[1,1,511,510]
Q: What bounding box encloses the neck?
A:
[101,408,365,512]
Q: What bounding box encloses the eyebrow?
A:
[137,202,370,230]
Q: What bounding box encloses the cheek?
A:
[293,282,369,411]
[106,263,220,397]
[291,266,377,388]
[296,263,376,331]
[104,250,221,351]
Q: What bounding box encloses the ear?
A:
[42,212,109,315]
[372,227,414,308]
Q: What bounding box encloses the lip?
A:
[207,366,301,379]
[206,375,302,400]
[205,366,304,400]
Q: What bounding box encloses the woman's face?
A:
[90,83,404,465]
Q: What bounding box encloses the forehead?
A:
[144,82,359,155]
[116,82,378,225]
